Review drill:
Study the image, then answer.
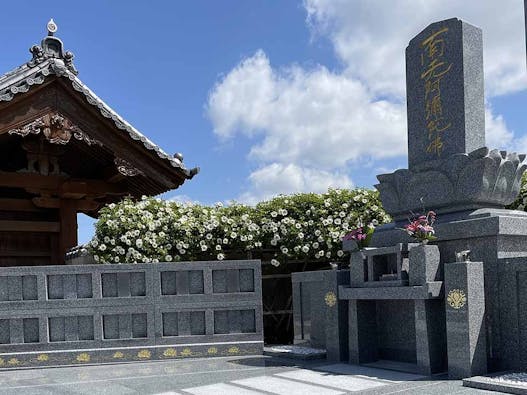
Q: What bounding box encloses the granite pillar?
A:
[292,270,349,361]
[444,260,487,379]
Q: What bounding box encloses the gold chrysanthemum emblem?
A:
[180,348,192,357]
[447,289,467,309]
[207,347,218,355]
[163,348,177,357]
[113,352,124,359]
[228,346,239,354]
[137,350,151,359]
[325,291,337,307]
[7,358,19,365]
[37,354,49,362]
[76,353,90,363]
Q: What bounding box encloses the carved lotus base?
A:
[376,147,526,221]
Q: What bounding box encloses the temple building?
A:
[0,20,198,266]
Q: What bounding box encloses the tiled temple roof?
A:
[0,19,199,179]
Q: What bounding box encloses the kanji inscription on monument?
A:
[406,18,485,169]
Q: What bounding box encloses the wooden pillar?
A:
[58,199,78,264]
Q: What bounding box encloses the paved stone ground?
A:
[0,356,503,394]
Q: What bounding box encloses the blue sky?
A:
[0,1,525,244]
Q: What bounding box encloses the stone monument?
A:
[292,17,527,377]
[373,17,527,374]
[377,18,524,222]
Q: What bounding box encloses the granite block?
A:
[178,312,191,336]
[212,270,227,293]
[130,272,146,296]
[240,309,256,333]
[349,251,367,287]
[47,275,63,299]
[228,309,242,334]
[118,313,132,339]
[78,316,94,341]
[8,276,22,301]
[9,319,24,344]
[132,313,147,338]
[409,244,441,286]
[22,318,39,343]
[76,274,92,299]
[239,269,254,292]
[214,310,228,334]
[348,300,377,364]
[162,312,178,337]
[101,273,118,298]
[176,271,189,295]
[0,320,9,344]
[406,18,484,169]
[21,276,37,300]
[48,317,65,342]
[190,311,205,335]
[117,273,131,298]
[63,274,77,299]
[102,314,119,339]
[0,260,262,367]
[161,271,177,295]
[0,277,8,301]
[227,270,240,293]
[189,271,204,294]
[444,261,487,379]
[64,315,78,341]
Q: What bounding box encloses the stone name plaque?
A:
[406,18,485,169]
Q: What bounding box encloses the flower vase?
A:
[349,249,367,287]
[408,243,440,286]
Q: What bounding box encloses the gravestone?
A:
[371,17,527,375]
[406,18,485,169]
[376,19,524,221]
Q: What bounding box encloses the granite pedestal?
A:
[444,260,487,379]
[292,269,349,362]
[372,208,527,372]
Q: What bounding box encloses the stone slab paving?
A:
[0,356,505,394]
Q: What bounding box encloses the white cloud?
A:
[208,51,407,169]
[485,106,513,149]
[305,0,527,97]
[207,0,523,203]
[238,163,353,204]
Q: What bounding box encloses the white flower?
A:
[313,242,319,249]
[337,250,344,257]
[206,233,213,240]
[230,232,237,239]
[217,253,225,260]
[281,247,288,254]
[270,259,280,267]
[99,244,107,251]
[201,245,208,251]
[216,245,222,251]
[93,255,100,262]
[270,239,277,246]
[302,245,309,253]
[114,256,120,263]
[165,255,173,262]
[271,211,278,217]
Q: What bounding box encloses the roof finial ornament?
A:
[47,18,58,36]
[27,18,78,75]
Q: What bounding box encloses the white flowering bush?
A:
[89,188,390,265]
